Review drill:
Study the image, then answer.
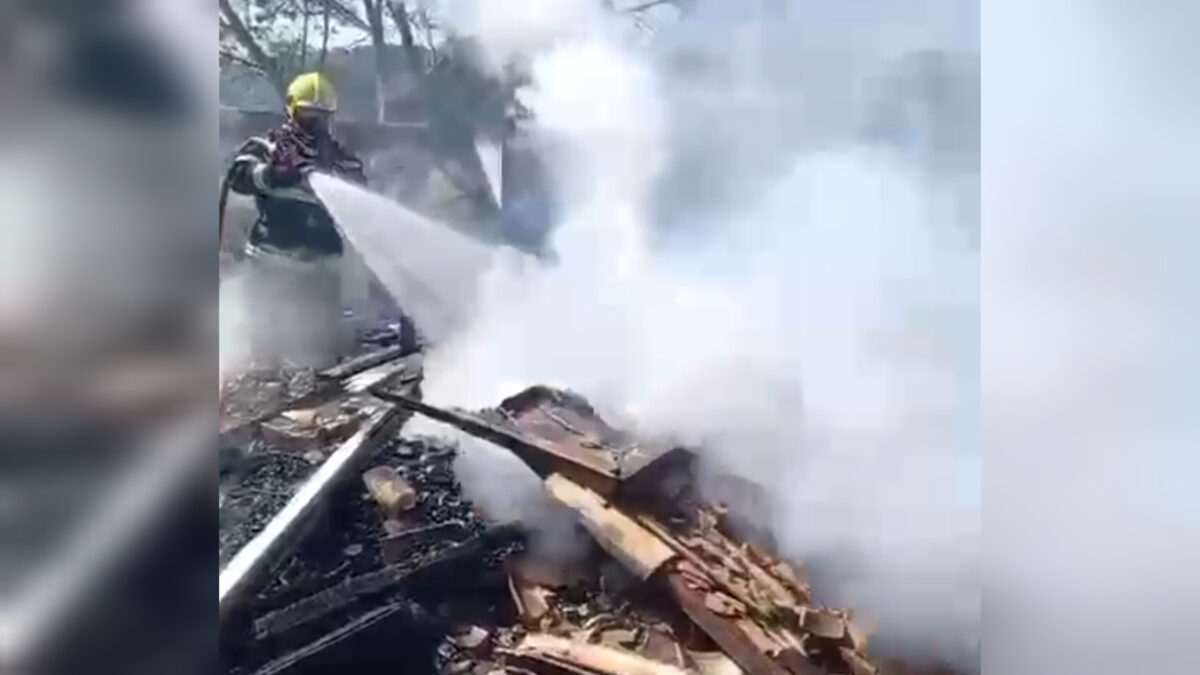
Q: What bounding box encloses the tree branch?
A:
[622,0,678,13]
[631,13,656,33]
[300,0,311,72]
[220,48,267,73]
[320,0,332,69]
[362,0,391,123]
[386,2,424,76]
[315,0,369,32]
[413,9,439,61]
[218,0,285,95]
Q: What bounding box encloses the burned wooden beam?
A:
[219,403,406,619]
[633,514,763,616]
[253,524,521,639]
[664,572,796,675]
[219,378,342,439]
[380,520,471,565]
[370,388,622,496]
[318,345,410,381]
[250,597,435,675]
[505,633,693,675]
[508,572,553,629]
[259,409,362,452]
[543,473,675,580]
[344,356,422,395]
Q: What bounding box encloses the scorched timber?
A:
[318,345,411,381]
[250,599,430,675]
[390,384,885,675]
[503,633,694,675]
[370,388,623,494]
[252,524,521,639]
[219,403,406,618]
[370,387,688,498]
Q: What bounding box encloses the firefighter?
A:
[226,71,366,370]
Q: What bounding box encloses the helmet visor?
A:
[293,106,333,135]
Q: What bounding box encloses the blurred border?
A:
[0,1,215,673]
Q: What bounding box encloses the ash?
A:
[221,435,525,675]
[219,442,316,568]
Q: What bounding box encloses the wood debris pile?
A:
[372,385,895,675]
[219,347,960,675]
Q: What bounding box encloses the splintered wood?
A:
[650,509,876,675]
[508,567,554,628]
[525,479,878,675]
[544,473,676,580]
[507,633,693,675]
[399,387,889,675]
[531,484,877,674]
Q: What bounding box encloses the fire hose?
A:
[217,160,237,259]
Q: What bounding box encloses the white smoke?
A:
[438,0,611,70]
[986,2,1200,675]
[415,0,978,668]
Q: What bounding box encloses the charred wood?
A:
[253,524,522,639]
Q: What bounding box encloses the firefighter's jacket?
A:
[229,120,366,259]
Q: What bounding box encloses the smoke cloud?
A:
[986,2,1200,674]
[408,0,979,668]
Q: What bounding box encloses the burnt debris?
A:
[220,348,958,675]
[221,429,523,675]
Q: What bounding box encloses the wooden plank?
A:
[725,543,801,611]
[318,345,409,380]
[664,572,792,675]
[380,521,470,565]
[642,628,689,669]
[839,647,879,675]
[371,389,620,495]
[497,385,691,490]
[689,651,745,675]
[219,379,342,438]
[635,515,762,615]
[252,524,521,638]
[776,649,823,675]
[511,633,693,675]
[507,573,553,628]
[345,356,420,394]
[800,608,846,640]
[544,473,676,580]
[251,600,423,675]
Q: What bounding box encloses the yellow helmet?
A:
[285,72,338,119]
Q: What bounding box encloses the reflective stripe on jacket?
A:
[228,121,366,257]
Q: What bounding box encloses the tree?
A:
[387,2,424,76]
[219,0,286,95]
[361,0,390,123]
[320,0,333,69]
[219,0,366,99]
[220,0,679,107]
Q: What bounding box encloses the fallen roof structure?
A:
[374,386,879,675]
[219,347,959,675]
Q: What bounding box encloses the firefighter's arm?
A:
[231,134,312,195]
[227,136,275,196]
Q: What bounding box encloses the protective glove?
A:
[266,147,312,188]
